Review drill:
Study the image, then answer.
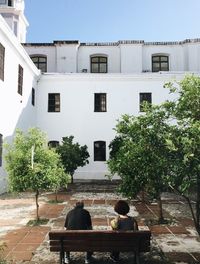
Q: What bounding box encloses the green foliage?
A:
[108,75,200,232]
[164,75,200,234]
[4,128,69,193]
[4,127,70,219]
[108,106,172,221]
[56,136,90,177]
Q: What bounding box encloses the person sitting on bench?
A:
[64,201,93,264]
[110,200,138,262]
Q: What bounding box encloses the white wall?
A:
[36,73,179,180]
[186,43,200,71]
[120,44,143,73]
[24,40,200,74]
[0,16,40,193]
[78,45,120,73]
[142,44,185,72]
[24,45,56,72]
[55,44,79,73]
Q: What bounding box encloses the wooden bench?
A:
[49,230,151,264]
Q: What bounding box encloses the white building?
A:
[0,0,200,193]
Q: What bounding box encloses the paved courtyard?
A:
[0,183,200,264]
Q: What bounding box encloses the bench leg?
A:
[134,251,140,264]
[60,251,66,264]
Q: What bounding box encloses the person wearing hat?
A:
[64,201,93,264]
[110,200,138,262]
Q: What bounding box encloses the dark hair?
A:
[75,201,84,208]
[114,200,130,215]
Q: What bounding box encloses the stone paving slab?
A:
[0,191,200,263]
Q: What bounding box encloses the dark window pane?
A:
[160,56,168,62]
[8,0,12,6]
[18,65,23,95]
[152,55,169,72]
[100,57,107,63]
[91,56,107,73]
[94,93,107,112]
[94,141,106,161]
[0,43,5,81]
[48,141,59,148]
[31,55,47,72]
[32,88,35,106]
[91,57,98,63]
[91,63,98,73]
[48,93,60,112]
[39,57,46,63]
[140,93,152,112]
[99,64,107,73]
[152,56,159,62]
[161,62,169,71]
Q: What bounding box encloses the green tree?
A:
[164,75,200,235]
[4,128,70,221]
[108,105,171,223]
[56,136,90,183]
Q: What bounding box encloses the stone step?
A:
[66,179,120,193]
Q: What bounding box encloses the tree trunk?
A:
[71,174,73,184]
[171,184,200,236]
[55,189,58,203]
[196,174,200,235]
[35,190,40,221]
[158,195,164,223]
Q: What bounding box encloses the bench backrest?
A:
[49,230,151,253]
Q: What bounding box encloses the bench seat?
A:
[49,230,151,264]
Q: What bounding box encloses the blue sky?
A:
[25,0,200,43]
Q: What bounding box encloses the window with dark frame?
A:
[94,141,106,161]
[31,55,47,72]
[91,56,107,73]
[0,43,5,81]
[32,88,35,106]
[17,65,23,95]
[8,0,12,6]
[140,92,152,112]
[94,93,107,112]
[0,134,2,167]
[152,55,169,72]
[48,93,60,112]
[48,141,59,148]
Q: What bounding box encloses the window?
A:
[152,55,169,72]
[140,93,152,112]
[91,56,107,73]
[18,65,23,95]
[0,134,2,167]
[32,88,35,106]
[94,141,106,161]
[8,0,12,6]
[94,93,107,112]
[31,55,47,72]
[48,93,60,112]
[0,43,5,81]
[48,141,59,148]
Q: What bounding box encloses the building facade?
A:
[0,0,200,193]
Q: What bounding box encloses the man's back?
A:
[65,204,92,230]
